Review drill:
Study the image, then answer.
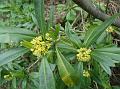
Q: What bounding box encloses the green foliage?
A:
[84,14,120,47]
[49,0,55,27]
[0,0,120,89]
[34,0,46,36]
[66,9,76,21]
[39,56,55,89]
[0,0,34,28]
[56,47,79,86]
[0,47,28,66]
[65,22,81,47]
[0,27,37,43]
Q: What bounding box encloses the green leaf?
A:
[12,78,16,89]
[94,47,120,62]
[20,40,33,49]
[29,72,39,88]
[84,14,120,47]
[99,52,120,62]
[96,31,107,44]
[73,4,82,11]
[92,54,111,75]
[39,56,55,89]
[31,14,39,28]
[66,10,76,21]
[49,24,60,40]
[29,72,39,79]
[0,47,29,66]
[49,0,55,27]
[47,50,55,63]
[0,27,37,43]
[94,47,120,54]
[65,22,81,47]
[0,34,34,43]
[57,41,77,52]
[22,79,27,89]
[34,0,47,35]
[0,27,37,36]
[92,52,118,75]
[112,86,120,89]
[115,30,120,36]
[74,62,84,89]
[57,4,65,13]
[56,47,79,86]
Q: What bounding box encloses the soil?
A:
[110,67,120,86]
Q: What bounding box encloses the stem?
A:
[27,58,40,72]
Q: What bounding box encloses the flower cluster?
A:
[45,33,52,41]
[83,70,90,77]
[77,48,91,62]
[106,26,114,33]
[4,72,14,81]
[30,33,52,57]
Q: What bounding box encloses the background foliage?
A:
[0,0,120,89]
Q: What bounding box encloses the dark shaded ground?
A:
[110,67,120,86]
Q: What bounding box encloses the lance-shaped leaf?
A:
[94,47,120,62]
[92,51,118,75]
[57,41,77,53]
[0,47,29,66]
[94,47,120,54]
[49,0,55,28]
[34,0,47,35]
[49,24,60,40]
[0,34,34,43]
[0,27,37,43]
[0,27,37,36]
[39,57,55,89]
[99,52,120,62]
[56,48,79,86]
[84,14,120,47]
[92,54,111,75]
[65,22,81,48]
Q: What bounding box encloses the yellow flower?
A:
[106,26,114,33]
[30,36,51,57]
[77,48,91,62]
[83,70,90,77]
[31,36,42,45]
[45,33,52,41]
[4,75,12,80]
[4,72,14,81]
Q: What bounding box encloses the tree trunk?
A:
[72,0,120,27]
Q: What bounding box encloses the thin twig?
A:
[27,58,40,72]
[93,80,99,89]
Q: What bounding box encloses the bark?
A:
[72,0,120,27]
